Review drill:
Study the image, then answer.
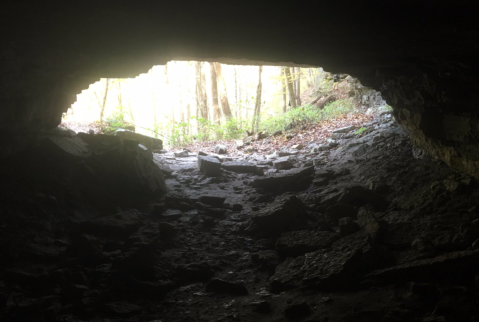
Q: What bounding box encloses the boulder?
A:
[198,155,221,176]
[301,249,363,289]
[250,195,309,234]
[152,154,174,177]
[273,157,294,169]
[174,151,189,157]
[215,144,227,154]
[121,139,167,195]
[39,135,91,160]
[114,129,163,151]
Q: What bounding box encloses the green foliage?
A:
[260,98,355,134]
[354,127,367,135]
[101,110,132,135]
[166,121,192,148]
[164,116,247,148]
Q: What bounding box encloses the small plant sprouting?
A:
[354,127,367,135]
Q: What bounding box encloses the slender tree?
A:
[165,63,174,124]
[116,79,123,114]
[284,67,297,108]
[94,78,110,123]
[210,63,220,124]
[281,67,287,113]
[213,63,233,119]
[296,67,302,106]
[234,66,238,118]
[252,66,263,133]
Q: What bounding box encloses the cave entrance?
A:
[61,61,391,153]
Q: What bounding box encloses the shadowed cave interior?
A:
[1,1,479,321]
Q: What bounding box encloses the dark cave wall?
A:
[1,1,479,174]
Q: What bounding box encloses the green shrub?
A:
[259,98,355,134]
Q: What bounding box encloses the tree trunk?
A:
[296,67,302,106]
[165,63,174,124]
[116,79,123,114]
[234,66,238,119]
[281,67,287,113]
[284,67,296,108]
[213,63,233,120]
[252,66,263,133]
[210,63,220,124]
[200,66,208,121]
[99,78,110,123]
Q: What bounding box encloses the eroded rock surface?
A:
[2,115,479,321]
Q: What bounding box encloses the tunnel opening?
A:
[60,61,391,155]
[2,1,479,320]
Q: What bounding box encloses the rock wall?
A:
[1,1,479,177]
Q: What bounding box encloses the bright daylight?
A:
[61,61,391,155]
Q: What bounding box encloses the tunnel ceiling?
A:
[2,0,479,177]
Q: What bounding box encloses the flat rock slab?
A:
[271,248,363,292]
[221,161,257,173]
[250,166,314,192]
[332,125,355,133]
[115,129,163,151]
[42,135,91,159]
[107,301,143,315]
[367,250,479,281]
[276,230,339,257]
[301,249,362,289]
[251,195,308,234]
[198,155,221,176]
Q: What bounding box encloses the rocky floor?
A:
[2,115,479,322]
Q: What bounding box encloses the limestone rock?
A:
[273,157,294,169]
[40,135,91,160]
[276,230,338,257]
[221,161,257,173]
[301,249,362,289]
[115,129,163,151]
[250,195,308,234]
[174,150,189,157]
[198,155,221,176]
[332,125,355,133]
[215,144,227,154]
[122,139,167,195]
[251,166,314,192]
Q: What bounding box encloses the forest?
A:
[62,62,352,148]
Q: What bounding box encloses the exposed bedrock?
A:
[1,1,479,177]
